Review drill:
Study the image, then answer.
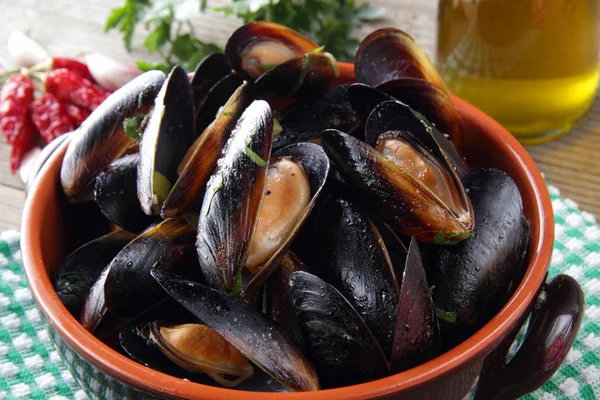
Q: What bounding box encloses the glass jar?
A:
[437,0,600,144]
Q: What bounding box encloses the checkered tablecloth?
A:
[0,185,598,399]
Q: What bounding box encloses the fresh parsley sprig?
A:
[105,0,384,72]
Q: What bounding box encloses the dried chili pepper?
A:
[62,102,90,126]
[52,57,95,82]
[0,74,34,145]
[30,93,75,144]
[9,125,38,173]
[45,68,109,111]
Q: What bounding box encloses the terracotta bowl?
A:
[20,63,583,400]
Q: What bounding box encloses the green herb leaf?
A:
[243,146,268,167]
[123,115,145,140]
[434,227,474,245]
[230,273,243,296]
[435,307,457,323]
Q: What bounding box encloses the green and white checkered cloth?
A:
[0,185,598,399]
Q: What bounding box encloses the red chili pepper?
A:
[9,124,38,174]
[62,102,90,126]
[30,93,75,144]
[0,74,34,145]
[45,68,109,111]
[52,57,95,82]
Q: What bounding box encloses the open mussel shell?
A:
[61,70,166,198]
[321,129,473,244]
[347,83,395,122]
[196,100,273,293]
[365,97,466,174]
[425,168,530,350]
[376,78,464,150]
[152,269,320,391]
[273,84,362,150]
[317,196,400,357]
[54,229,136,318]
[161,82,252,219]
[190,53,230,111]
[225,21,318,81]
[289,271,389,389]
[253,51,338,98]
[241,142,330,299]
[94,154,156,233]
[138,66,195,215]
[391,238,440,373]
[103,216,200,320]
[194,73,245,138]
[354,28,445,92]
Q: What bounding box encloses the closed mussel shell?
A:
[273,84,362,150]
[54,229,136,318]
[391,237,440,373]
[196,100,273,293]
[289,271,389,388]
[61,70,166,198]
[253,51,339,98]
[354,28,445,92]
[138,66,195,215]
[94,154,157,233]
[425,168,530,350]
[152,269,320,391]
[320,129,472,243]
[317,196,400,357]
[103,216,199,320]
[241,142,330,298]
[161,82,252,219]
[225,21,318,81]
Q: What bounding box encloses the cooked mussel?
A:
[354,28,445,92]
[152,269,320,391]
[138,66,195,215]
[225,21,318,80]
[425,168,530,350]
[61,70,166,198]
[161,82,252,219]
[241,142,330,298]
[317,197,400,357]
[94,154,156,233]
[196,100,273,293]
[54,229,136,318]
[194,73,245,138]
[190,53,230,112]
[321,128,473,243]
[289,271,389,388]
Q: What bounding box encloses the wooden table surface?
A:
[0,0,599,232]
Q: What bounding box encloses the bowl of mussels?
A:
[21,22,584,400]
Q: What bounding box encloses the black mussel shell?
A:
[354,28,445,92]
[161,82,252,219]
[289,271,389,388]
[391,238,440,373]
[152,269,320,391]
[103,216,200,319]
[61,70,166,198]
[317,196,400,357]
[321,129,472,243]
[273,85,362,150]
[94,154,156,233]
[376,78,463,151]
[196,100,273,293]
[66,201,112,250]
[138,66,195,215]
[190,53,230,112]
[347,83,395,122]
[241,142,330,298]
[365,99,467,174]
[425,168,530,350]
[253,51,338,98]
[54,229,136,317]
[195,73,245,138]
[225,21,318,81]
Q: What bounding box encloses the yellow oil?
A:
[437,0,600,144]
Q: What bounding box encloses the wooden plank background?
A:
[0,0,598,232]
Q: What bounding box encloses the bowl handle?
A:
[474,274,585,400]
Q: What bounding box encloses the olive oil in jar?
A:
[437,0,600,143]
